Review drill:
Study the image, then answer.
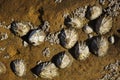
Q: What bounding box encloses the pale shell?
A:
[28,29,46,46]
[52,51,73,69]
[74,42,90,60]
[31,61,59,79]
[90,36,109,57]
[59,28,78,49]
[83,25,93,34]
[95,15,112,35]
[108,36,115,44]
[11,21,31,37]
[68,17,85,29]
[10,59,26,77]
[86,5,102,20]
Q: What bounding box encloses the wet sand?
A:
[0,0,120,80]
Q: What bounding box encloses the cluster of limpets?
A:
[0,3,116,79]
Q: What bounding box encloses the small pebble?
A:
[108,36,115,44]
[23,41,28,47]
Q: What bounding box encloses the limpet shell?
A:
[67,16,86,29]
[31,61,59,79]
[90,36,109,57]
[52,51,73,69]
[11,21,31,37]
[73,42,90,60]
[10,59,26,77]
[59,28,78,49]
[86,5,102,20]
[95,15,112,35]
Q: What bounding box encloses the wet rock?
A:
[10,59,26,77]
[95,15,112,35]
[10,21,31,37]
[90,36,109,57]
[59,28,78,49]
[52,51,73,69]
[28,29,46,46]
[86,5,102,20]
[31,61,59,79]
[73,42,90,60]
[0,62,6,75]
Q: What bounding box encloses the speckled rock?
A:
[108,35,115,44]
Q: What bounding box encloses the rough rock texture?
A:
[0,0,120,80]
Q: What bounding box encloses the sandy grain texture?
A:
[0,0,120,80]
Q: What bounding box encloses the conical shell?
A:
[10,59,26,77]
[90,36,109,56]
[52,51,73,69]
[95,15,112,35]
[74,42,90,60]
[59,28,78,49]
[28,29,46,46]
[31,61,59,79]
[11,21,31,37]
[68,16,86,29]
[86,5,102,20]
